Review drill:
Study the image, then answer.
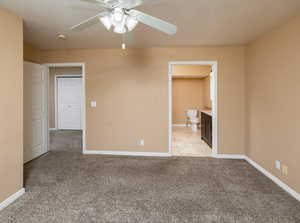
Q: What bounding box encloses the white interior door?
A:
[57,77,83,130]
[24,62,48,163]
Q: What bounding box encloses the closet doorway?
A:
[56,76,83,130]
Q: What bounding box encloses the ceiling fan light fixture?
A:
[100,15,112,30]
[112,8,124,23]
[114,24,126,34]
[126,16,138,31]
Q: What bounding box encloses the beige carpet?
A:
[0,131,300,222]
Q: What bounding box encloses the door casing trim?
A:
[168,61,218,157]
[44,63,86,153]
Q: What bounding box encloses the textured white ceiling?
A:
[1,0,300,49]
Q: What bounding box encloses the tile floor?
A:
[172,126,212,157]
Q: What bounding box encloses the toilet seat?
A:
[190,118,200,123]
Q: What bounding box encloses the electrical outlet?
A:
[282,165,288,175]
[275,160,281,170]
[90,101,97,108]
[139,139,144,146]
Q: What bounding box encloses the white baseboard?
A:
[83,150,172,157]
[213,154,300,202]
[214,154,246,159]
[172,124,187,127]
[245,156,300,202]
[0,188,25,211]
[49,128,57,131]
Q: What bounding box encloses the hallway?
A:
[49,130,82,153]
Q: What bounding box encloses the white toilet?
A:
[186,109,200,132]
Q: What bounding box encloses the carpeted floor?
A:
[49,130,82,153]
[1,131,300,222]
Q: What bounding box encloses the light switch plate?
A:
[90,101,97,108]
[275,160,281,170]
[139,139,144,146]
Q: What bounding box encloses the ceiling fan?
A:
[70,0,178,37]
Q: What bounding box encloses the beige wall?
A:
[48,67,82,129]
[203,76,212,108]
[28,46,245,155]
[172,65,211,124]
[172,78,205,124]
[245,15,300,194]
[0,9,23,203]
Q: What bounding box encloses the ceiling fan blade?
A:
[129,10,177,35]
[119,0,161,9]
[81,0,105,5]
[81,0,115,9]
[118,0,144,9]
[69,5,100,13]
[70,12,108,31]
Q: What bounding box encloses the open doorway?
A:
[46,63,86,153]
[169,62,218,157]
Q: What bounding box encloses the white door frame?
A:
[54,75,83,130]
[44,63,86,153]
[168,61,218,157]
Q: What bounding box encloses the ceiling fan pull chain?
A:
[122,33,126,49]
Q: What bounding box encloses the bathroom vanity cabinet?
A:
[201,112,212,148]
